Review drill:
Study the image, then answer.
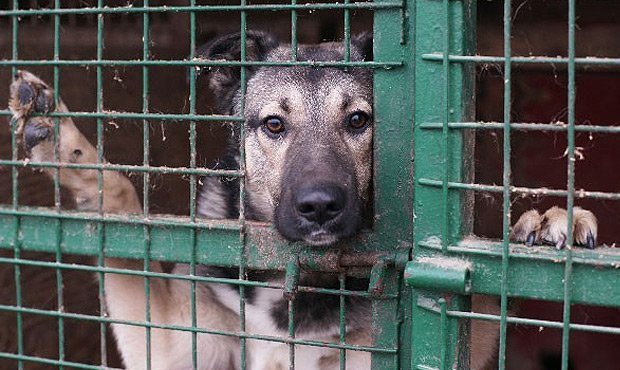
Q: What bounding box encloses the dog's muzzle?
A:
[275,180,362,246]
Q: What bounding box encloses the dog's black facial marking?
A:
[280,97,291,113]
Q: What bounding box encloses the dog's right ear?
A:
[197,31,279,103]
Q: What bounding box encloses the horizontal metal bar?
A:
[0,211,388,271]
[418,178,620,201]
[422,53,620,67]
[418,237,620,307]
[0,59,402,69]
[419,238,620,268]
[0,304,397,354]
[419,121,620,134]
[0,3,403,17]
[0,207,242,229]
[0,352,122,370]
[0,256,378,298]
[0,160,243,177]
[0,109,244,122]
[417,304,620,336]
[447,311,620,336]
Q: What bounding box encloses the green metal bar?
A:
[561,0,577,368]
[11,0,23,367]
[95,0,108,366]
[290,0,298,61]
[0,109,245,122]
[421,307,620,336]
[188,2,199,368]
[439,299,447,370]
[417,179,620,201]
[0,160,243,177]
[343,0,351,62]
[419,121,620,134]
[404,258,471,295]
[0,303,395,352]
[420,238,620,268]
[498,0,512,368]
[52,1,65,367]
[0,207,242,228]
[0,59,401,68]
[373,0,417,367]
[0,256,386,298]
[0,3,403,16]
[239,7,249,369]
[410,0,478,366]
[418,238,620,307]
[0,352,123,370]
[285,260,299,370]
[421,53,620,66]
[141,2,153,369]
[338,272,347,370]
[441,0,450,252]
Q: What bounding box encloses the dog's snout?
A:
[296,184,346,225]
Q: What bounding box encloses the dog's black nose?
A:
[296,184,346,225]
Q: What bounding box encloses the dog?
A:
[8,30,598,370]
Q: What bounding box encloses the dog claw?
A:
[555,234,566,250]
[525,231,536,247]
[23,120,51,151]
[585,232,596,250]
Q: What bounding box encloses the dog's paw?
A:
[510,206,597,249]
[9,70,56,151]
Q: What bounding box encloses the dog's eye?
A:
[263,116,285,135]
[348,112,371,131]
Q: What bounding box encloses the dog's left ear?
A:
[196,31,280,107]
[352,32,373,62]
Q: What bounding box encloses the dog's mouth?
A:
[303,230,339,247]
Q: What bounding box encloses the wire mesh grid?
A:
[0,0,411,369]
[410,0,620,369]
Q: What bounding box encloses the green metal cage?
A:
[0,0,619,369]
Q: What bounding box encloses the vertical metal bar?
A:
[95,0,108,365]
[11,0,23,368]
[439,298,448,370]
[239,5,249,369]
[188,1,199,369]
[338,272,347,370]
[561,0,577,368]
[287,297,296,370]
[498,0,512,368]
[343,0,351,62]
[441,0,450,252]
[142,1,153,369]
[53,1,65,367]
[290,0,297,61]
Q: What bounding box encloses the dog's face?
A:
[202,31,373,246]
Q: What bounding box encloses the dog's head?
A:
[201,31,373,246]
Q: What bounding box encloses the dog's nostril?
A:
[295,184,346,225]
[298,203,315,215]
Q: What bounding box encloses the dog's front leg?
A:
[9,71,240,370]
[8,71,178,369]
